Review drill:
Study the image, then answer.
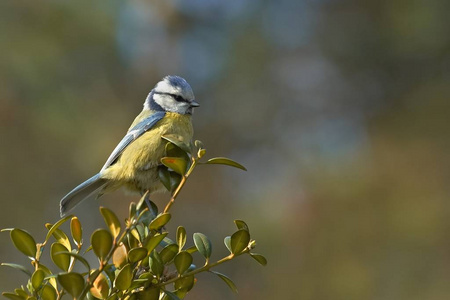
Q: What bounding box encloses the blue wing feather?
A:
[101,111,165,171]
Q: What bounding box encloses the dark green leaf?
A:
[1,263,31,276]
[149,213,171,231]
[54,251,91,270]
[145,232,168,253]
[210,271,238,293]
[50,243,70,271]
[114,264,132,290]
[193,233,212,261]
[176,226,186,250]
[44,224,71,252]
[230,229,250,254]
[40,284,57,300]
[250,253,268,266]
[149,251,164,277]
[161,157,188,176]
[100,207,121,239]
[58,272,85,298]
[169,172,182,192]
[138,288,160,300]
[31,269,45,290]
[158,166,172,191]
[234,220,249,232]
[224,236,232,253]
[162,290,181,300]
[205,157,247,171]
[10,229,37,258]
[174,251,193,275]
[128,247,148,263]
[2,293,25,300]
[161,134,192,154]
[44,215,72,245]
[160,244,179,264]
[91,229,113,261]
[174,275,195,292]
[70,217,83,246]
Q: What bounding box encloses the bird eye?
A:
[174,95,186,102]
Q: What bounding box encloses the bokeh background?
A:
[1,0,450,299]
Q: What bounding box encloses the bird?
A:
[60,75,199,217]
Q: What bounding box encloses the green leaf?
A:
[44,215,72,245]
[234,220,249,232]
[224,236,232,253]
[70,217,83,246]
[145,232,168,253]
[90,272,110,299]
[185,246,198,254]
[160,244,179,264]
[91,229,113,261]
[14,289,28,298]
[161,134,192,154]
[128,247,148,263]
[210,271,238,293]
[174,251,193,275]
[149,251,164,277]
[57,272,85,298]
[45,224,71,252]
[40,284,57,300]
[129,202,137,220]
[230,229,250,254]
[165,142,190,161]
[31,269,45,290]
[50,243,70,271]
[54,251,91,270]
[161,157,188,176]
[38,264,57,290]
[10,229,37,258]
[174,275,195,292]
[113,243,128,269]
[138,288,160,300]
[1,263,32,276]
[2,293,25,300]
[250,253,268,266]
[114,264,132,290]
[100,207,121,239]
[162,290,181,300]
[193,233,212,261]
[149,213,171,231]
[176,226,186,250]
[205,157,247,171]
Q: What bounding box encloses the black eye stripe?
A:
[154,91,189,103]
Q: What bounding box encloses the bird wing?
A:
[100,111,166,172]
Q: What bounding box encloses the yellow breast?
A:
[101,111,193,192]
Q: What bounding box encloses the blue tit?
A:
[60,75,199,217]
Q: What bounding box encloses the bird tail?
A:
[60,173,107,217]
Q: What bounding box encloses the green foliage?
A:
[1,140,266,299]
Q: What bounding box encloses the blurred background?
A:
[1,0,449,299]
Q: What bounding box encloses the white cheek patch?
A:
[154,94,189,114]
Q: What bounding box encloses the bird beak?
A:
[190,100,200,107]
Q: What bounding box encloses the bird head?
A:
[146,75,199,115]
